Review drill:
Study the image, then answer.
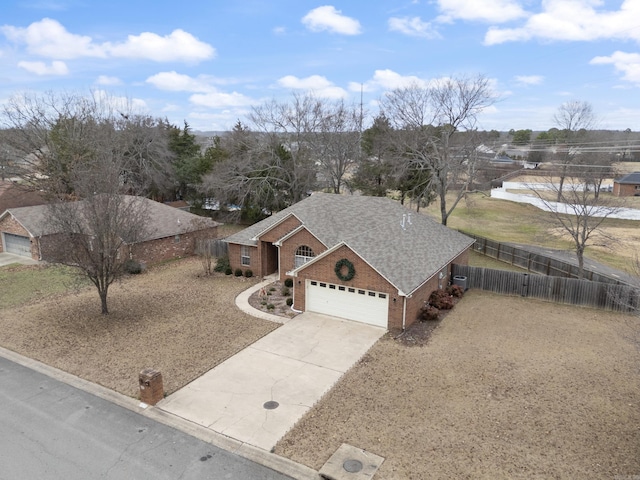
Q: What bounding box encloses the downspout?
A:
[402,295,407,331]
[37,235,42,261]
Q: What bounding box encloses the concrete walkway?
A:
[0,252,39,267]
[158,311,385,451]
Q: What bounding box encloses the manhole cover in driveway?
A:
[263,400,279,410]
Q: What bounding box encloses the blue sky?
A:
[1,1,639,132]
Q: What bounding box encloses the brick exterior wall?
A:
[613,182,640,197]
[293,244,406,330]
[129,227,218,265]
[293,245,472,331]
[278,228,327,281]
[0,215,39,259]
[402,249,471,331]
[0,214,217,265]
[228,243,259,275]
[259,216,302,243]
[228,215,305,278]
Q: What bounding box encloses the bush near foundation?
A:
[429,290,454,310]
[446,284,464,298]
[419,304,440,321]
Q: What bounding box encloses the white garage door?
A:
[3,233,31,257]
[306,279,389,328]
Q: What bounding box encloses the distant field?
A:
[422,192,639,274]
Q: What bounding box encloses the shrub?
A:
[266,303,275,310]
[429,289,454,310]
[419,304,440,321]
[286,297,293,306]
[269,287,276,292]
[234,268,243,277]
[244,269,253,278]
[124,259,142,275]
[281,286,290,297]
[225,267,233,275]
[214,255,230,273]
[284,278,293,288]
[446,284,464,298]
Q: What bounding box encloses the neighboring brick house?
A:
[613,172,640,196]
[0,196,219,264]
[225,193,474,331]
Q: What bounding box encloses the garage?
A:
[3,232,32,257]
[306,279,389,328]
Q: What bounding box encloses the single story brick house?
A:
[613,172,640,196]
[225,193,474,331]
[0,196,219,264]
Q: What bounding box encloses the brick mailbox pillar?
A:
[139,368,164,405]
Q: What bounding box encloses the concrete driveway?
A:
[157,312,385,451]
[0,252,38,267]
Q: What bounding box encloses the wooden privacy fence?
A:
[463,232,623,285]
[452,265,639,313]
[202,239,228,257]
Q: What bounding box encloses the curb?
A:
[0,346,320,480]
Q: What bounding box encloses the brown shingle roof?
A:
[225,193,474,295]
[1,196,218,241]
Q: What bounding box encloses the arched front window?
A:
[295,245,315,268]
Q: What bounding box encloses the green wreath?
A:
[334,258,356,282]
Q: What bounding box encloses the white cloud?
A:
[145,71,255,108]
[1,18,215,63]
[96,75,122,86]
[189,91,255,108]
[514,75,544,85]
[277,74,347,99]
[388,16,441,39]
[273,26,286,35]
[355,69,429,92]
[2,18,104,59]
[91,89,148,113]
[17,59,68,75]
[302,6,362,35]
[146,71,214,92]
[484,0,640,45]
[591,51,640,85]
[106,29,215,62]
[436,0,527,23]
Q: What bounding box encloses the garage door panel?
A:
[306,280,388,328]
[3,233,31,257]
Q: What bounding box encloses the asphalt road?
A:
[0,356,293,480]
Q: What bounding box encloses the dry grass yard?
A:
[275,291,640,479]
[0,258,278,397]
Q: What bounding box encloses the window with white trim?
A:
[294,245,315,268]
[241,245,251,266]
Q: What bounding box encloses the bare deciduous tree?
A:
[527,174,621,278]
[1,90,174,198]
[42,158,150,314]
[381,75,497,225]
[191,217,216,276]
[552,100,596,201]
